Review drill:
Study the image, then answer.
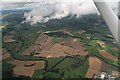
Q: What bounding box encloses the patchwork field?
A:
[100,62,111,72]
[9,60,45,70]
[34,43,88,58]
[22,33,87,58]
[3,36,16,42]
[86,57,102,78]
[22,45,41,55]
[99,50,118,61]
[35,34,48,45]
[2,11,120,79]
[9,60,45,77]
[112,71,120,77]
[13,66,34,77]
[2,48,11,59]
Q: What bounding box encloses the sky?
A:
[1,0,120,2]
[1,0,119,10]
[1,0,119,24]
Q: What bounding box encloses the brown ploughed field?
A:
[86,57,102,78]
[3,36,16,42]
[99,50,118,61]
[13,66,34,77]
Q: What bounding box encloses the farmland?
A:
[85,57,102,78]
[2,9,120,79]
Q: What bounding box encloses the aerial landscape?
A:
[1,1,120,79]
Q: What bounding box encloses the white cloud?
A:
[1,0,120,2]
[1,0,119,25]
[1,2,28,10]
[23,0,119,25]
[23,1,100,25]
